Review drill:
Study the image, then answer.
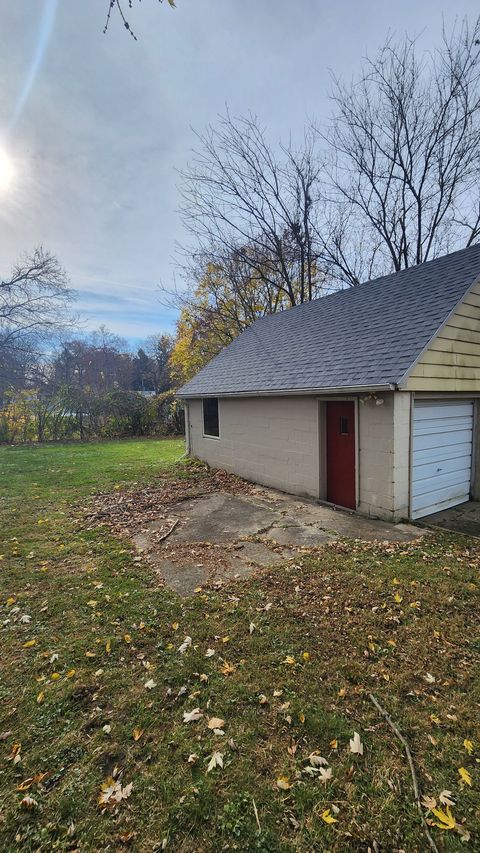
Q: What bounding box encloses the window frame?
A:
[202,397,220,439]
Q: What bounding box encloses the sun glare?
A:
[0,147,15,192]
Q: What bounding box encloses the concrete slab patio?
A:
[133,486,423,595]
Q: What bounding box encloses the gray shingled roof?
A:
[178,244,480,397]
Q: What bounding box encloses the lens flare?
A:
[9,0,58,132]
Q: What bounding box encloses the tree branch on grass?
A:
[369,693,440,853]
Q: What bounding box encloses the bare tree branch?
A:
[319,16,480,283]
[0,247,77,356]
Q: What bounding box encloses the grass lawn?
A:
[0,438,478,852]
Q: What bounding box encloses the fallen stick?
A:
[369,694,439,853]
[157,518,180,543]
[252,798,261,833]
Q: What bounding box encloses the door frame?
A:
[318,396,359,509]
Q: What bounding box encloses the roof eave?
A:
[178,383,396,399]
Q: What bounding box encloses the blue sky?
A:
[0,1,478,345]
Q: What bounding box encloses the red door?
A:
[326,401,356,509]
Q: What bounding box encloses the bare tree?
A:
[320,16,480,284]
[104,0,176,41]
[0,247,76,356]
[179,112,328,311]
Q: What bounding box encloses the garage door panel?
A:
[413,415,473,436]
[413,486,471,514]
[413,442,471,466]
[411,400,473,519]
[412,467,471,498]
[413,402,473,421]
[413,428,472,452]
[412,455,472,483]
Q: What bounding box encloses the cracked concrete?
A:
[133,486,423,595]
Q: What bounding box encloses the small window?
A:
[339,416,349,435]
[203,398,219,437]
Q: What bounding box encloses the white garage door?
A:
[412,400,474,519]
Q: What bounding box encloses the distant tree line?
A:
[0,307,181,443]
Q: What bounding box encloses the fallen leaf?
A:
[284,655,296,665]
[349,731,364,755]
[183,708,203,723]
[98,777,133,805]
[463,739,473,755]
[20,796,38,809]
[132,727,144,741]
[439,790,455,807]
[319,766,333,783]
[321,809,337,824]
[23,640,36,649]
[207,717,225,730]
[276,775,292,790]
[430,804,456,831]
[17,778,34,792]
[309,753,328,767]
[206,751,224,772]
[178,636,192,654]
[144,679,156,690]
[458,767,472,787]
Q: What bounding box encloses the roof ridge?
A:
[258,241,480,326]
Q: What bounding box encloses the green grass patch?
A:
[0,438,478,851]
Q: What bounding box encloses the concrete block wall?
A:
[187,391,414,521]
[187,396,320,498]
[357,393,395,519]
[357,391,412,521]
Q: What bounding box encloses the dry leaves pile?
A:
[80,466,255,539]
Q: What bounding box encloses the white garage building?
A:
[178,245,480,522]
